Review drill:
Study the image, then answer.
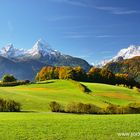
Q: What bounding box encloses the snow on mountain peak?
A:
[2,44,14,52]
[98,45,140,67]
[114,45,140,60]
[32,39,49,50]
[27,39,59,56]
[0,39,61,59]
[0,44,26,58]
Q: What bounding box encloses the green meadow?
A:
[0,80,140,139]
[0,80,140,111]
[0,113,140,140]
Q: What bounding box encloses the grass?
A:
[0,80,105,112]
[0,113,139,140]
[0,80,139,112]
[83,82,140,106]
[0,80,140,139]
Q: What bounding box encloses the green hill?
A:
[0,80,139,112]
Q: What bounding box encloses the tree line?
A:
[35,66,139,88]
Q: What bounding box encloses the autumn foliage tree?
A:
[115,74,136,88]
[36,66,75,81]
[100,69,115,84]
[35,66,139,88]
[87,67,102,82]
[73,66,87,81]
[58,67,74,79]
[36,66,59,81]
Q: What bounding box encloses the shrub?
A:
[49,101,61,112]
[0,98,21,112]
[49,101,140,114]
[126,102,140,114]
[105,104,119,114]
[88,104,102,114]
[66,102,77,113]
[105,104,127,114]
[66,102,101,114]
[8,100,21,112]
[2,74,17,82]
[0,80,30,87]
[105,103,140,114]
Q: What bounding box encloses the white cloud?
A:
[95,6,140,15]
[49,0,140,15]
[96,35,114,38]
[113,10,140,15]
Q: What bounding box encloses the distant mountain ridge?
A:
[0,39,91,80]
[0,39,61,59]
[99,45,140,67]
[97,45,140,83]
[104,56,140,83]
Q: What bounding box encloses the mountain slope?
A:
[0,39,91,80]
[0,56,45,80]
[104,56,140,83]
[99,45,140,67]
[113,45,140,60]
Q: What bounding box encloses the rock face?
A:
[0,39,91,80]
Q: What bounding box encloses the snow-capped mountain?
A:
[0,39,61,59]
[99,45,140,67]
[0,44,26,58]
[0,39,90,80]
[27,39,61,57]
[113,45,140,60]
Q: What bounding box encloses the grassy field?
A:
[0,80,139,112]
[0,113,140,140]
[0,80,140,139]
[83,82,140,106]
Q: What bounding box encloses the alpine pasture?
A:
[0,80,140,139]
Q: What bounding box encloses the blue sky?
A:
[0,0,140,64]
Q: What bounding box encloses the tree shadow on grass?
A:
[81,84,92,93]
